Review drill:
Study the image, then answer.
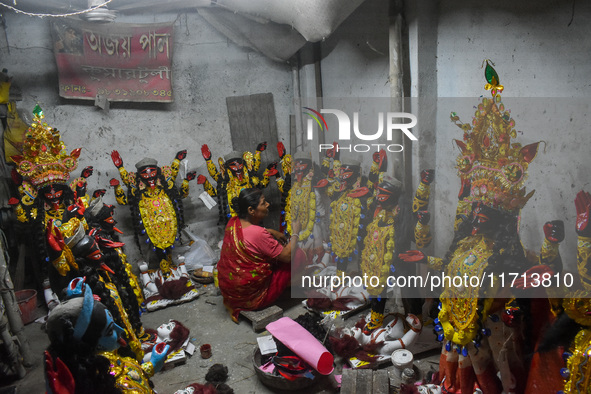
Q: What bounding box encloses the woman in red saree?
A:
[217,188,299,322]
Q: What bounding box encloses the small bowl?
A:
[252,347,320,391]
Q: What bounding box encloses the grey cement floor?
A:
[0,283,440,393]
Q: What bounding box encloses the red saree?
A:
[217,217,290,322]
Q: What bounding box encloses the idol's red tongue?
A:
[100,263,115,275]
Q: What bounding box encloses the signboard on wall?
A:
[50,19,174,103]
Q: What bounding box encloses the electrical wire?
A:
[0,0,114,18]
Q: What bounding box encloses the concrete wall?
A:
[296,0,392,164]
[407,0,591,271]
[0,11,294,263]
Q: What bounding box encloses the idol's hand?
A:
[150,342,170,373]
[185,171,196,181]
[266,162,279,177]
[398,250,427,264]
[75,180,87,198]
[420,169,435,185]
[576,190,591,237]
[277,142,286,159]
[326,142,339,159]
[175,150,187,161]
[513,265,554,289]
[416,211,430,225]
[501,305,522,328]
[111,150,123,168]
[201,144,212,160]
[44,351,75,394]
[67,198,86,218]
[543,220,564,243]
[256,141,268,152]
[81,166,93,179]
[372,149,387,171]
[46,219,65,254]
[93,189,106,198]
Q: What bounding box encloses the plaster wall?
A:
[411,0,591,272]
[0,11,294,264]
[320,0,391,99]
[296,0,392,165]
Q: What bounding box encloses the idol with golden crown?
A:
[399,62,561,393]
[9,105,96,309]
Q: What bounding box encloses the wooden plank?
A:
[226,93,281,229]
[356,369,373,393]
[372,370,390,394]
[226,93,278,166]
[240,305,283,331]
[340,368,358,394]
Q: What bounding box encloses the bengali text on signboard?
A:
[51,19,174,103]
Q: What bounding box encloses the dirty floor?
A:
[0,282,440,394]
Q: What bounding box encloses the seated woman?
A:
[217,188,300,322]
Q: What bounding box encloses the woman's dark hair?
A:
[231,188,264,219]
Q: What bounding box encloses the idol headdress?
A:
[450,61,541,213]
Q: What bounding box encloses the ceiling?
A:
[1,0,368,61]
